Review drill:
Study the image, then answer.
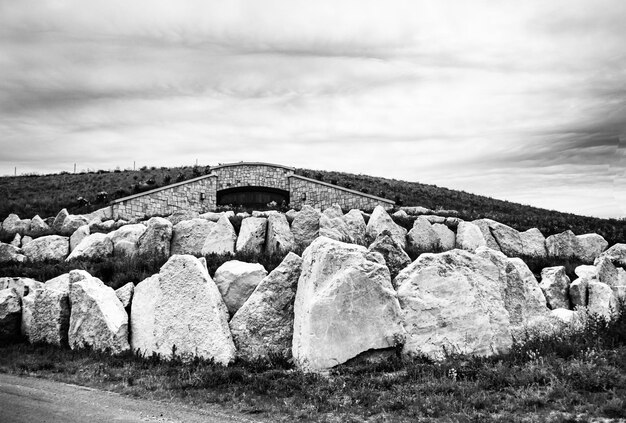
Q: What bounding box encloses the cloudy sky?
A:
[1,0,624,218]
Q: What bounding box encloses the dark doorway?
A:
[217,186,289,209]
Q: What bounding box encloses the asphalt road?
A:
[0,373,265,423]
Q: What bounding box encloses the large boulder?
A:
[575,234,608,264]
[2,214,21,236]
[29,284,71,346]
[22,235,69,262]
[200,215,237,256]
[368,231,411,281]
[171,218,215,256]
[319,214,354,244]
[323,204,344,219]
[520,228,547,258]
[587,281,619,319]
[395,249,512,359]
[407,217,440,253]
[0,277,43,299]
[455,221,487,252]
[343,209,367,245]
[115,282,134,309]
[597,243,626,267]
[235,217,266,255]
[292,205,321,250]
[546,230,580,259]
[69,225,90,252]
[596,257,619,286]
[0,288,21,341]
[366,205,407,249]
[213,261,268,316]
[539,267,570,310]
[292,237,404,372]
[27,215,50,237]
[0,243,26,264]
[265,213,295,256]
[60,215,90,236]
[432,223,455,251]
[108,224,146,257]
[166,210,199,226]
[68,277,130,354]
[137,217,173,261]
[489,222,523,257]
[472,219,501,252]
[52,208,69,233]
[130,255,236,364]
[66,233,113,261]
[229,253,303,360]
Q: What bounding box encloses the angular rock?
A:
[432,223,455,251]
[597,243,626,267]
[285,209,298,224]
[575,265,598,280]
[251,210,278,218]
[69,225,90,252]
[200,215,237,256]
[576,234,608,264]
[21,236,32,246]
[569,278,588,308]
[108,224,147,257]
[366,206,407,249]
[229,253,303,360]
[407,217,440,253]
[0,277,43,299]
[343,209,367,246]
[546,230,580,259]
[69,277,130,354]
[27,215,50,237]
[10,233,21,247]
[265,213,295,256]
[22,235,69,262]
[490,222,523,257]
[45,273,71,294]
[319,214,354,243]
[0,288,21,341]
[199,211,227,222]
[2,214,21,235]
[587,281,619,319]
[213,261,268,316]
[171,218,215,256]
[395,249,512,359]
[392,210,409,219]
[422,215,446,224]
[29,285,71,346]
[293,237,404,372]
[60,215,90,236]
[292,205,321,250]
[21,293,36,338]
[539,267,570,310]
[66,233,113,261]
[322,204,344,219]
[52,208,69,233]
[551,308,576,324]
[596,257,619,286]
[130,255,236,364]
[115,282,134,308]
[455,221,487,252]
[137,217,172,261]
[446,217,462,229]
[235,217,266,255]
[0,243,26,264]
[520,228,547,258]
[368,231,411,281]
[472,219,501,252]
[166,210,199,226]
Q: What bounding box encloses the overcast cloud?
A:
[0,0,624,217]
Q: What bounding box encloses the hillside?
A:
[1,165,624,245]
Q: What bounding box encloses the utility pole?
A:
[134,161,136,171]
[74,163,76,173]
[14,167,16,176]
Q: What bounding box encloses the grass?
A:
[1,305,625,422]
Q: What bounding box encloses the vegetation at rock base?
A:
[1,305,625,422]
[1,165,624,245]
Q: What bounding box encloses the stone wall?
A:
[111,176,217,220]
[289,175,394,211]
[212,163,292,191]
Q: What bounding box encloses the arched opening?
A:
[217,186,290,209]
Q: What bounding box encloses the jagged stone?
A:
[546,230,580,259]
[569,278,588,308]
[539,267,570,310]
[235,217,266,255]
[2,214,21,236]
[10,233,21,247]
[596,257,619,286]
[137,217,173,261]
[0,289,21,341]
[171,218,215,256]
[368,231,411,281]
[520,228,548,258]
[472,219,501,251]
[293,237,404,372]
[265,214,295,256]
[576,234,608,264]
[66,233,113,261]
[21,236,32,246]
[199,211,229,222]
[323,204,344,219]
[407,217,440,253]
[200,215,237,256]
[489,222,523,257]
[319,214,354,243]
[422,215,446,224]
[285,209,298,224]
[455,221,487,252]
[108,224,146,257]
[166,210,199,226]
[551,308,576,324]
[292,205,321,250]
[22,235,69,262]
[229,253,303,360]
[0,277,43,299]
[432,223,455,251]
[52,209,69,233]
[69,225,90,252]
[587,281,619,319]
[29,284,71,346]
[130,255,236,364]
[115,282,134,308]
[597,243,626,267]
[575,265,598,280]
[0,243,26,264]
[27,215,50,237]
[68,277,130,354]
[392,209,409,219]
[343,209,367,245]
[60,215,90,236]
[366,206,407,248]
[213,261,268,316]
[395,249,512,359]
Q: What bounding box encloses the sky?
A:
[0,0,625,218]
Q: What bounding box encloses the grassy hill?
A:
[1,165,624,245]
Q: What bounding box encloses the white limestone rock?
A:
[575,265,598,280]
[229,253,303,360]
[368,231,412,281]
[472,219,501,252]
[10,233,21,247]
[29,285,71,346]
[569,278,588,308]
[130,255,236,364]
[596,257,619,286]
[0,289,21,340]
[366,206,407,249]
[539,266,570,310]
[407,217,440,253]
[66,233,113,261]
[392,210,409,219]
[171,218,215,256]
[285,209,298,224]
[546,230,580,259]
[587,281,619,319]
[21,236,32,246]
[432,223,455,251]
[422,215,446,224]
[455,221,487,252]
[265,213,295,256]
[0,243,26,264]
[597,243,626,267]
[60,215,90,236]
[137,217,173,261]
[166,210,199,226]
[235,217,266,255]
[520,228,548,258]
[27,215,50,237]
[213,261,268,316]
[551,308,576,324]
[343,209,367,246]
[115,282,134,308]
[199,211,228,222]
[22,235,69,262]
[322,204,344,219]
[395,249,512,359]
[68,277,130,354]
[108,224,146,257]
[292,237,404,372]
[69,225,90,252]
[52,208,69,233]
[319,214,354,244]
[0,277,43,299]
[576,234,608,264]
[292,205,321,250]
[489,222,523,257]
[200,215,237,256]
